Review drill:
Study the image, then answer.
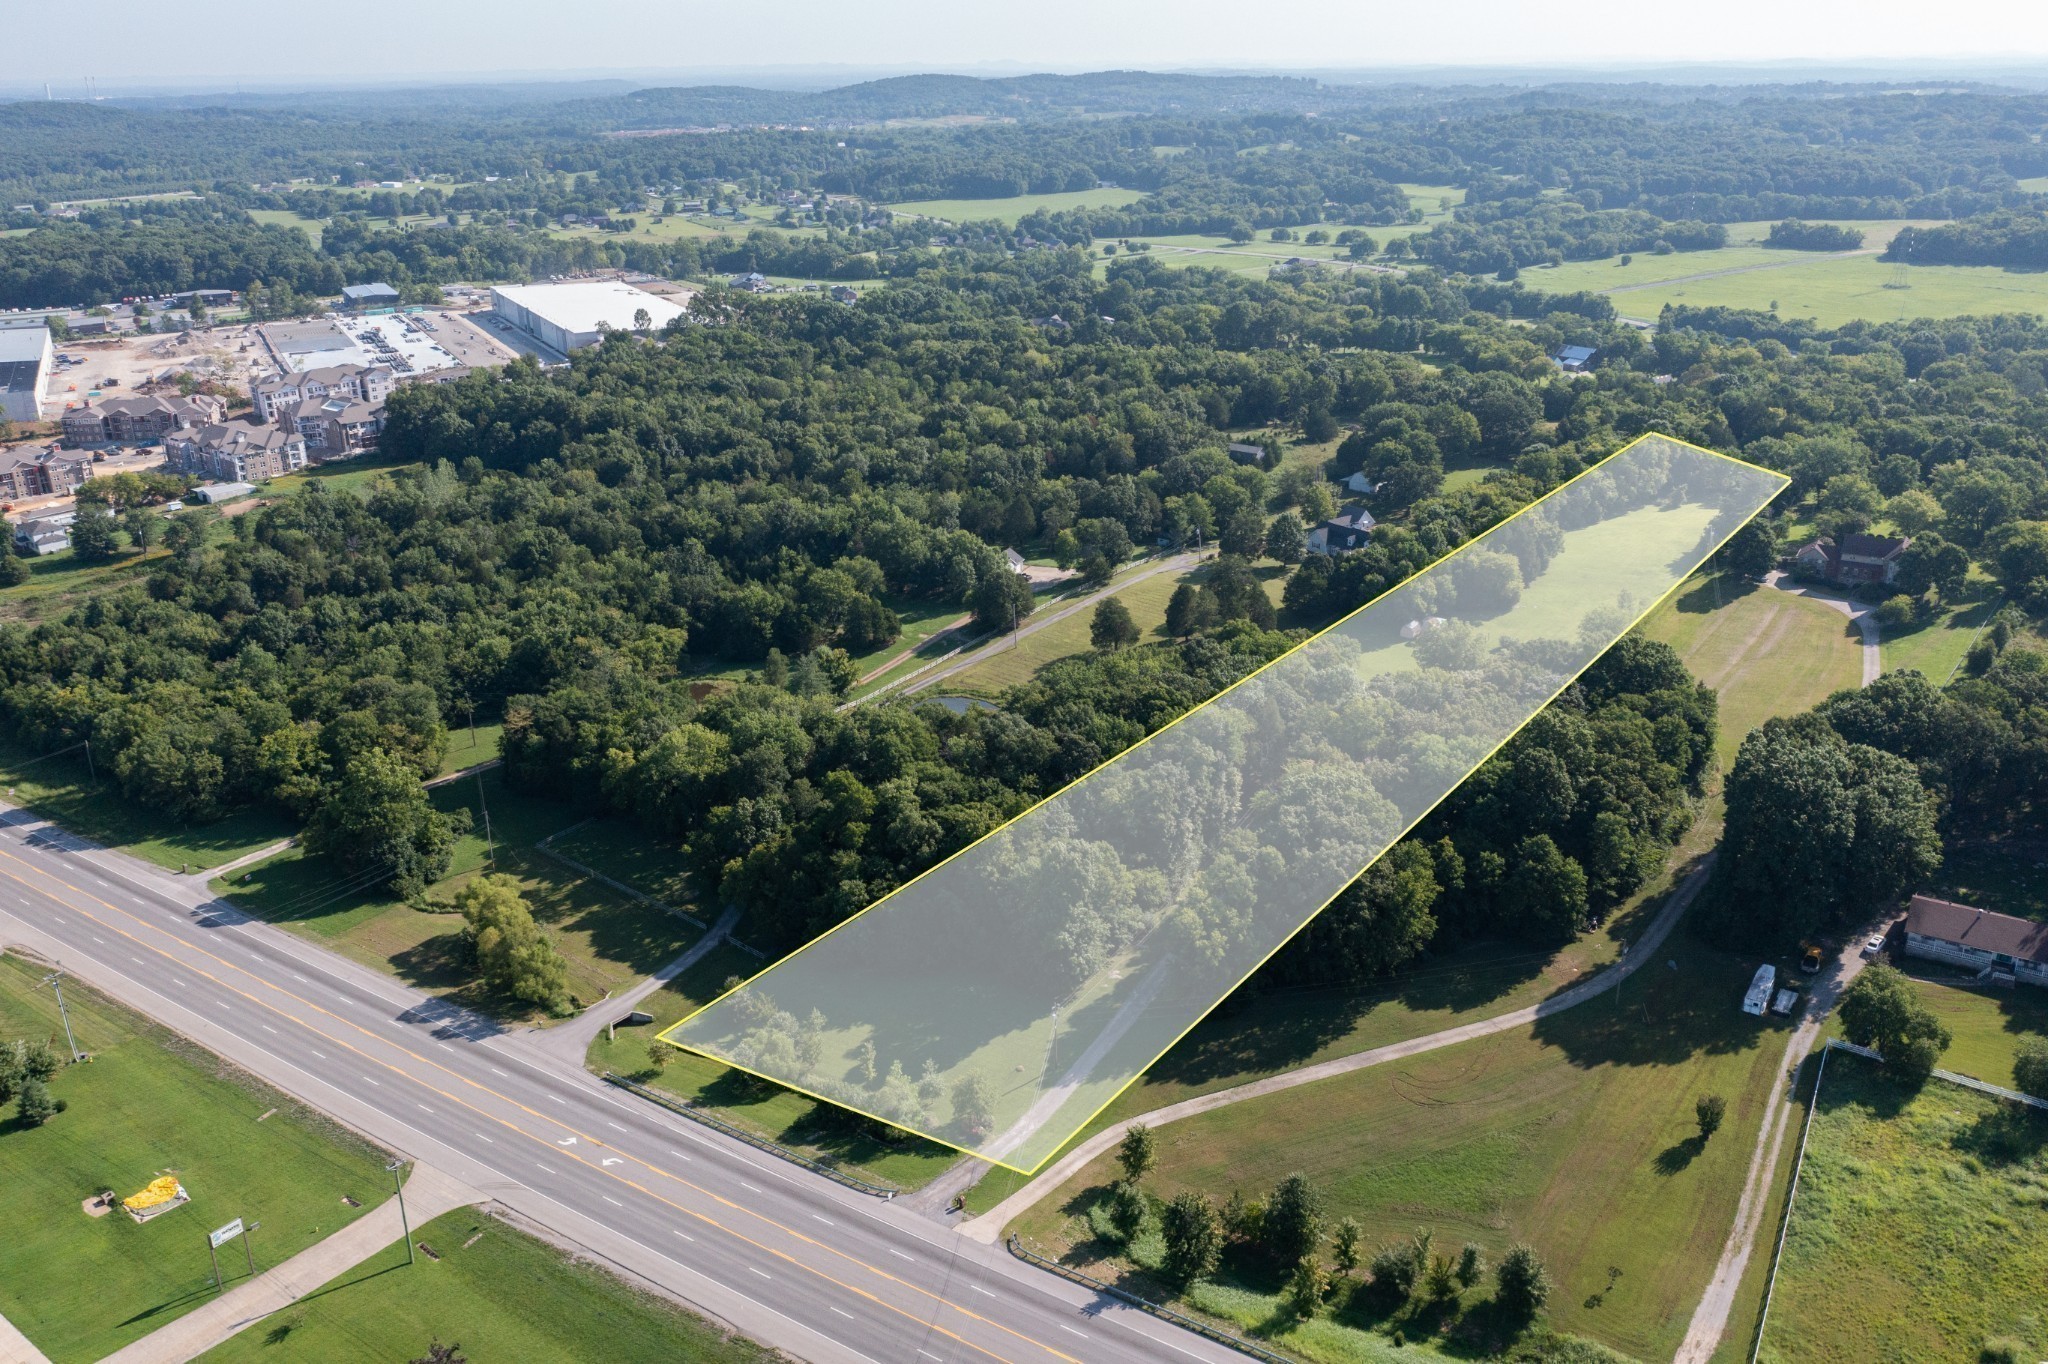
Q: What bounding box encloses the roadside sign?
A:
[209,1218,244,1248]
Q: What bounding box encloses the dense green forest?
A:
[6,76,2048,308]
[5,239,2046,969]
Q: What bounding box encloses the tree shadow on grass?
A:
[1529,929,1762,1069]
[1671,573,1758,615]
[387,932,475,994]
[1654,1133,1706,1175]
[1951,1104,2048,1167]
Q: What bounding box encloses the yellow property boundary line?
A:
[659,432,1790,1174]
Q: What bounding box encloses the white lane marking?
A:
[417,1104,435,1115]
[607,1122,627,1132]
[890,1249,915,1262]
[603,1195,624,1207]
[1060,1325,1089,1339]
[547,1094,565,1104]
[130,956,145,965]
[490,1067,508,1077]
[473,1133,494,1144]
[358,1076,380,1087]
[260,1024,278,1035]
[309,1049,326,1059]
[92,935,105,943]
[673,1230,695,1242]
[216,1001,231,1011]
[741,1181,762,1193]
[292,973,309,983]
[831,1306,855,1319]
[813,1214,835,1226]
[668,1149,692,1162]
[536,1164,556,1175]
[748,1267,772,1280]
[970,1285,996,1297]
[918,1352,944,1361]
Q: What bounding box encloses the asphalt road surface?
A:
[0,804,1245,1364]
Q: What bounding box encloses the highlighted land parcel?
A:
[664,434,1788,1173]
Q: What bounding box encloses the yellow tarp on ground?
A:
[123,1176,184,1211]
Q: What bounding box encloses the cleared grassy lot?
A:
[218,772,696,1017]
[1896,971,2048,1093]
[0,736,295,873]
[1520,217,2048,326]
[1878,581,2002,683]
[942,562,1195,696]
[590,948,959,1191]
[194,1209,776,1364]
[0,952,389,1364]
[1758,1053,2048,1364]
[1015,932,1793,1363]
[1633,575,1864,765]
[886,187,1147,224]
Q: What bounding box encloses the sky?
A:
[7,0,2048,91]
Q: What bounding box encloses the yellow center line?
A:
[0,849,1080,1364]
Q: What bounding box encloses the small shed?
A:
[1227,441,1273,469]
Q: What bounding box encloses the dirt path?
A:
[964,850,1716,1242]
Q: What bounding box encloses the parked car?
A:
[1862,932,1887,959]
[1800,944,1824,974]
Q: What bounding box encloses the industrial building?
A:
[489,281,690,353]
[0,321,52,424]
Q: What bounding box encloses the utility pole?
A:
[387,1159,414,1265]
[39,971,80,1061]
[475,769,494,864]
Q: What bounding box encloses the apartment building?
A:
[165,418,309,483]
[251,363,396,423]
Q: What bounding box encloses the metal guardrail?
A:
[1006,1235,1296,1364]
[600,1072,898,1199]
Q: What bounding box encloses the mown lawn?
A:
[217,772,695,1017]
[194,1209,777,1364]
[943,562,1196,696]
[0,952,390,1364]
[1013,932,1794,1363]
[886,186,1146,224]
[0,736,296,873]
[1758,1052,2048,1364]
[1898,972,2048,1093]
[1878,582,2003,683]
[1634,574,1864,766]
[589,947,959,1191]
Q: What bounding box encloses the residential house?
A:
[829,285,859,304]
[1227,442,1273,469]
[165,418,308,483]
[1902,894,2048,989]
[289,396,386,457]
[1553,344,1598,372]
[1793,532,1913,586]
[728,273,771,293]
[0,444,94,500]
[1306,504,1377,555]
[251,363,395,423]
[11,517,71,555]
[62,393,225,447]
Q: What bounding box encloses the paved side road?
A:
[0,803,1246,1364]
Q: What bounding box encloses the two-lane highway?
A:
[0,805,1240,1364]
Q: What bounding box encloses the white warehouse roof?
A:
[490,281,689,341]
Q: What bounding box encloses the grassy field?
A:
[246,208,326,248]
[1879,582,2003,682]
[1014,930,1796,1363]
[943,562,1193,695]
[1518,217,2048,326]
[0,542,165,623]
[886,187,1147,224]
[0,952,390,1364]
[1897,972,2048,1092]
[1758,1052,2048,1364]
[217,772,696,1016]
[844,595,967,687]
[0,736,295,873]
[434,720,504,776]
[194,1209,777,1364]
[588,947,960,1191]
[1633,575,1865,765]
